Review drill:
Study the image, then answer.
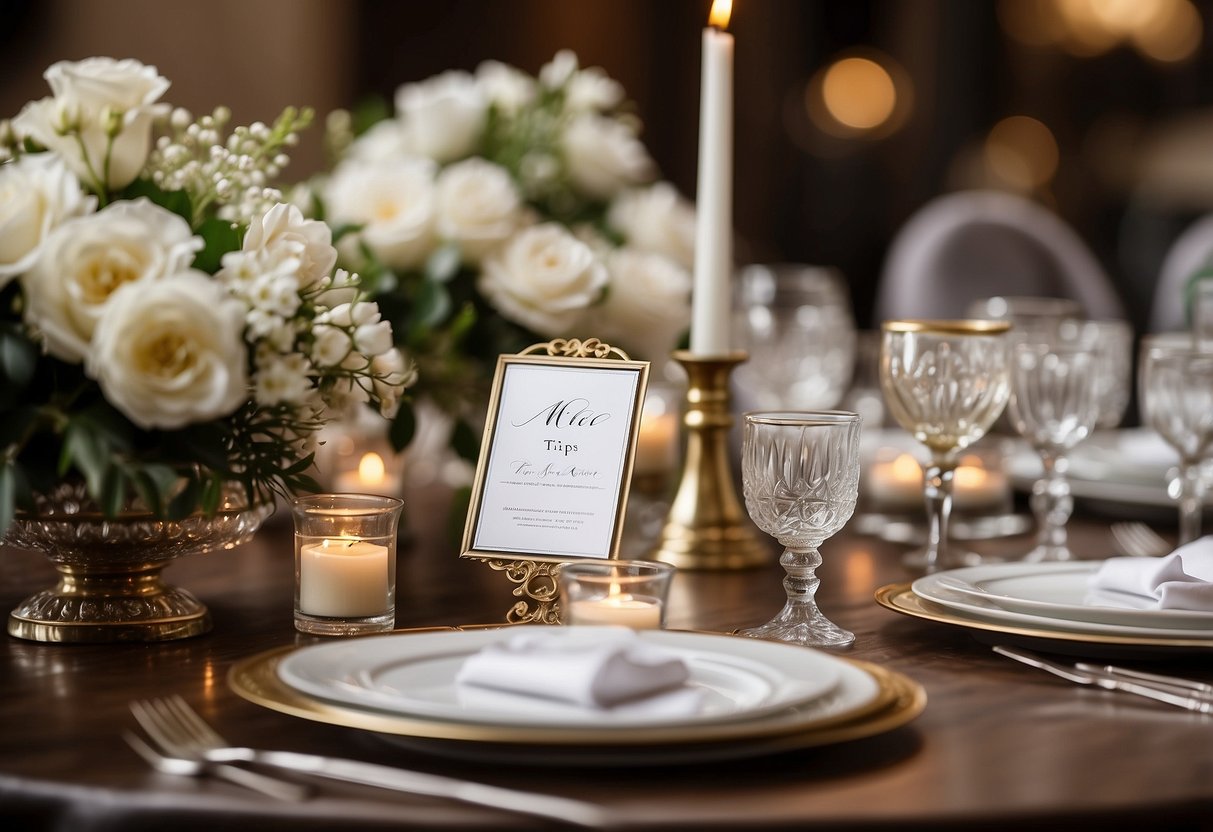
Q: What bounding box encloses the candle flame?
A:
[708,0,732,29]
[358,452,386,485]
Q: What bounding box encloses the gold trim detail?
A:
[228,628,926,751]
[874,584,1213,649]
[469,558,562,624]
[519,338,631,361]
[881,319,1012,335]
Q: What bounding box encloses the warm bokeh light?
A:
[985,115,1060,190]
[804,51,911,142]
[820,57,897,131]
[708,0,733,29]
[999,0,1202,62]
[358,452,387,486]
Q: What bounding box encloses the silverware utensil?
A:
[992,646,1213,713]
[1110,522,1171,558]
[130,696,608,828]
[1073,661,1213,695]
[124,730,311,801]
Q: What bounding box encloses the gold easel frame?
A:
[460,338,650,623]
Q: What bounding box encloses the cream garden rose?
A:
[598,248,693,361]
[0,154,95,283]
[325,156,437,271]
[560,113,654,199]
[87,271,249,430]
[12,57,170,190]
[477,223,607,335]
[607,183,697,270]
[22,198,202,362]
[395,70,486,163]
[240,202,336,290]
[435,158,526,264]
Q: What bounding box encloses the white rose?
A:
[539,51,579,90]
[345,118,412,163]
[88,271,249,430]
[435,159,524,264]
[395,70,486,163]
[23,198,202,362]
[560,114,654,199]
[370,347,416,418]
[478,223,607,336]
[598,248,692,361]
[475,60,536,115]
[0,153,96,283]
[325,156,436,271]
[12,58,170,190]
[566,67,624,112]
[607,182,696,269]
[241,202,336,289]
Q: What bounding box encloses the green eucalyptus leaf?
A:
[99,465,128,518]
[192,217,243,274]
[424,243,462,284]
[119,179,192,222]
[389,401,416,451]
[167,474,201,520]
[409,280,452,331]
[0,324,37,392]
[0,460,16,538]
[201,474,224,515]
[451,418,481,463]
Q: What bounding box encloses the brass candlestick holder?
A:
[651,350,770,570]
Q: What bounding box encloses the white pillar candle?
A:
[634,412,680,476]
[690,0,734,355]
[568,594,663,629]
[298,538,390,617]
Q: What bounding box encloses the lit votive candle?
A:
[635,412,679,477]
[558,560,675,629]
[866,451,1009,513]
[298,538,390,618]
[334,451,402,496]
[567,593,664,629]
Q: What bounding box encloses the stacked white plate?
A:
[229,626,925,765]
[879,561,1213,650]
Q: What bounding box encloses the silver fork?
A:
[124,729,310,801]
[130,696,607,828]
[1110,522,1171,557]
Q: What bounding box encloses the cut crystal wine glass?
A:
[1139,342,1213,544]
[879,320,1012,573]
[739,410,861,648]
[1007,339,1101,561]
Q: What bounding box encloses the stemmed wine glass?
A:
[1007,338,1101,561]
[879,320,1012,573]
[739,411,861,648]
[1139,341,1213,544]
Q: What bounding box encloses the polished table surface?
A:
[2,486,1212,831]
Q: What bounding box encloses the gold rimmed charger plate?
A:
[228,626,924,759]
[876,584,1213,651]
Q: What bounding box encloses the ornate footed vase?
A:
[4,482,273,643]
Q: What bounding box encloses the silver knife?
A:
[993,646,1213,713]
[196,745,607,827]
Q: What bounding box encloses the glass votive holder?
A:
[558,560,675,629]
[292,493,404,636]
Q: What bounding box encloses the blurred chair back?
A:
[874,190,1125,322]
[1148,212,1213,333]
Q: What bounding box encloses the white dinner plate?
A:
[913,562,1213,637]
[277,627,845,730]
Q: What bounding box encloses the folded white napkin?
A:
[454,627,695,710]
[1088,537,1213,611]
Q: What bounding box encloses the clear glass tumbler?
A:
[292,493,404,636]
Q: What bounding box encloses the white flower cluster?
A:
[322,51,697,363]
[1,57,414,439]
[146,106,311,227]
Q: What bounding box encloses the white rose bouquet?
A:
[309,51,695,457]
[0,58,416,532]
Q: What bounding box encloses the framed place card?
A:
[462,339,649,569]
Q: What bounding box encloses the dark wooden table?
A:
[2,486,1212,831]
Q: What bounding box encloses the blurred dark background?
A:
[3,0,1211,332]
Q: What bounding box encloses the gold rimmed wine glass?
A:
[739,411,862,648]
[879,320,1012,573]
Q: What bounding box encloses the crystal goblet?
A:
[1139,342,1213,544]
[739,411,861,648]
[879,320,1012,573]
[732,264,857,411]
[1007,339,1101,561]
